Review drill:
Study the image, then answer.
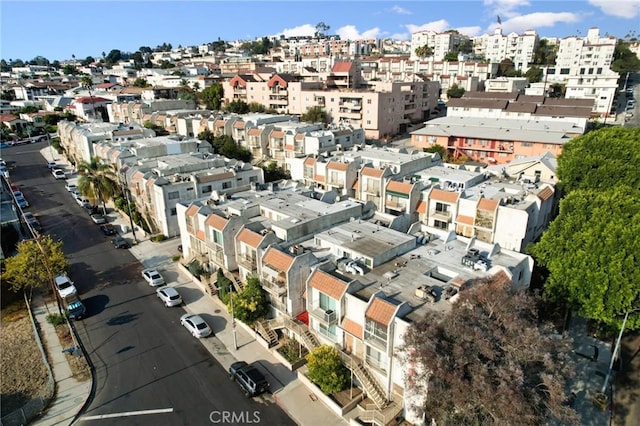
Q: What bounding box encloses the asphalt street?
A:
[3,142,294,425]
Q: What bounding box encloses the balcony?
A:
[237,254,257,271]
[309,305,338,325]
[262,276,287,296]
[431,209,451,219]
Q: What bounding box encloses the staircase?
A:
[259,316,320,352]
[340,352,388,410]
[255,320,278,347]
[359,401,402,426]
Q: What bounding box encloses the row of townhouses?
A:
[174,180,534,424]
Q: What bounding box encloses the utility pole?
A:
[601,308,640,394]
[230,286,238,350]
[121,170,138,243]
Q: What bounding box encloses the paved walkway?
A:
[31,295,91,426]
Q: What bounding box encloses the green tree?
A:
[76,157,119,215]
[611,40,640,74]
[229,277,268,325]
[524,65,543,83]
[533,39,557,65]
[62,64,78,75]
[133,77,150,88]
[531,186,640,330]
[2,236,68,295]
[414,44,433,58]
[306,345,350,394]
[301,106,327,123]
[446,84,465,98]
[198,83,224,110]
[423,145,448,161]
[248,102,265,113]
[261,162,291,182]
[226,99,249,114]
[192,82,200,92]
[80,74,98,120]
[497,58,515,76]
[144,121,169,136]
[315,22,330,38]
[443,51,459,61]
[400,275,578,425]
[556,127,640,193]
[105,49,122,65]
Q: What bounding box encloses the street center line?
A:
[81,408,174,420]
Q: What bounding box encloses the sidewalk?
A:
[123,229,348,426]
[31,295,91,426]
[36,147,347,426]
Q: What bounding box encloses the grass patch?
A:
[45,313,66,326]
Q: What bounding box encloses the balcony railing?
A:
[237,254,257,271]
[309,305,337,325]
[262,276,287,296]
[431,209,451,219]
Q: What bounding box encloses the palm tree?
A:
[76,157,119,215]
[80,74,98,121]
[192,82,200,92]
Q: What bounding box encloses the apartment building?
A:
[301,220,533,423]
[473,29,539,71]
[107,99,196,126]
[223,71,440,139]
[120,153,262,237]
[414,164,556,252]
[410,115,585,165]
[410,30,470,61]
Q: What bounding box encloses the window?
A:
[319,293,336,312]
[318,323,337,341]
[364,319,388,348]
[522,142,532,147]
[168,191,179,200]
[213,230,223,245]
[365,345,387,372]
[222,181,232,189]
[170,208,177,216]
[434,219,448,230]
[202,185,212,194]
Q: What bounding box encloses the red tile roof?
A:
[327,161,348,171]
[263,247,294,272]
[309,270,348,300]
[387,181,412,195]
[537,186,554,201]
[361,167,384,178]
[196,230,206,241]
[332,62,353,73]
[185,204,199,217]
[365,298,396,327]
[478,198,499,211]
[341,318,363,339]
[304,157,316,166]
[205,214,229,230]
[270,131,285,138]
[233,121,245,129]
[430,188,460,203]
[247,128,261,136]
[237,228,262,248]
[456,215,475,225]
[417,200,427,213]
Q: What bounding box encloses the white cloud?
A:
[484,0,531,18]
[405,19,450,34]
[589,0,640,18]
[456,26,484,37]
[279,24,316,38]
[488,12,581,34]
[336,25,382,40]
[389,32,411,41]
[390,5,412,15]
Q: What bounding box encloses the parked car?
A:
[100,224,117,235]
[13,191,29,208]
[52,169,66,179]
[142,268,165,287]
[0,165,9,178]
[64,294,86,320]
[23,211,42,232]
[90,214,107,224]
[65,182,78,192]
[112,235,130,249]
[228,361,270,397]
[54,273,77,299]
[46,161,58,169]
[180,314,212,338]
[156,286,182,307]
[76,197,91,208]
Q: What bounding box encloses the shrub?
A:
[306,345,350,394]
[171,254,182,262]
[46,313,66,326]
[150,234,166,242]
[277,338,308,363]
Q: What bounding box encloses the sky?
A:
[1,0,639,62]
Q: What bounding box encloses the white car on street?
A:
[65,182,78,192]
[141,268,165,287]
[180,314,212,338]
[52,169,66,179]
[156,286,182,307]
[54,273,77,299]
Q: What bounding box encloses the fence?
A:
[1,295,55,426]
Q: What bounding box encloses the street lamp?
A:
[601,307,640,394]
